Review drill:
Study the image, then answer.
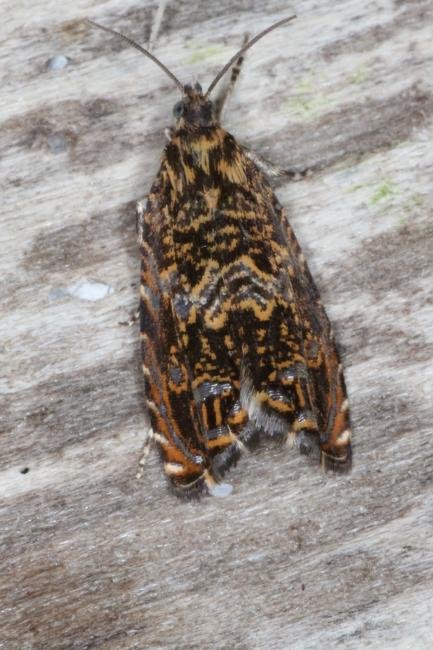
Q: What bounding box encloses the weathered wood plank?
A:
[1,0,433,648]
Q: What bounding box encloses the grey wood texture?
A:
[1,0,433,648]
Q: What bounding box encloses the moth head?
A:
[87,16,296,123]
[172,83,214,128]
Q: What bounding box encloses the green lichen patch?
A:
[369,181,396,205]
[185,45,227,65]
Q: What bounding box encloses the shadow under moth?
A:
[89,16,352,498]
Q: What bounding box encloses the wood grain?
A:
[1,0,433,648]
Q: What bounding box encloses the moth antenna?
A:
[86,19,184,92]
[205,15,297,98]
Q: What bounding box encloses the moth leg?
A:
[136,428,154,479]
[119,307,139,327]
[136,200,145,243]
[243,148,314,180]
[122,200,144,330]
[213,34,249,121]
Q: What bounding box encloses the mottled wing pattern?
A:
[270,193,352,469]
[138,180,213,497]
[140,125,351,496]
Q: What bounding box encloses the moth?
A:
[89,16,352,497]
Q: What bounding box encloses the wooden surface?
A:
[1,0,433,648]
